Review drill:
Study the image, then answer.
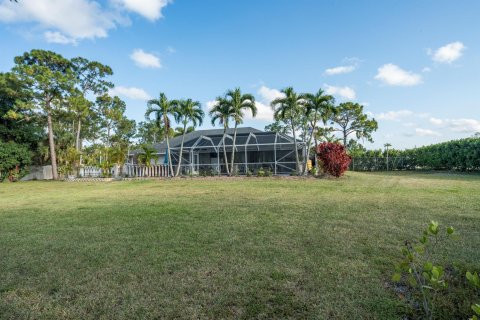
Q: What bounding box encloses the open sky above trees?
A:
[0,0,479,148]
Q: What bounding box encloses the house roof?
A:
[150,127,261,153]
[131,127,302,155]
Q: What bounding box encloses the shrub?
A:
[0,141,32,182]
[246,169,252,177]
[316,142,351,177]
[257,167,265,177]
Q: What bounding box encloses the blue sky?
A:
[1,0,479,149]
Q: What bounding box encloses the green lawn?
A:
[1,172,479,319]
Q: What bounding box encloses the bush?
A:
[257,167,265,177]
[316,142,351,177]
[0,141,31,182]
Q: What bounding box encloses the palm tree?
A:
[270,87,305,174]
[209,97,233,175]
[223,88,256,176]
[303,89,335,174]
[173,99,204,176]
[146,93,176,177]
[137,145,157,168]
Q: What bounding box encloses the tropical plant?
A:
[271,87,305,174]
[137,145,157,167]
[147,93,176,177]
[329,102,378,147]
[316,142,351,177]
[173,99,204,176]
[302,89,335,174]
[221,88,256,176]
[209,97,233,175]
[392,221,455,320]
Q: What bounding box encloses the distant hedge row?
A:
[351,137,480,171]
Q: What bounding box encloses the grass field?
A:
[1,172,479,319]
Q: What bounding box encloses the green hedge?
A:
[350,138,480,171]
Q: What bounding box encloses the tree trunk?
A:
[229,122,238,176]
[175,122,187,177]
[343,129,347,147]
[166,132,174,177]
[75,119,82,151]
[304,113,318,175]
[46,109,58,180]
[222,126,230,175]
[291,118,300,175]
[313,135,320,174]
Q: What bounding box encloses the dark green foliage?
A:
[351,137,480,171]
[0,141,32,181]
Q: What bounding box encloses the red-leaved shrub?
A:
[316,142,351,177]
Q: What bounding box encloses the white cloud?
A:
[0,0,119,42]
[375,63,422,86]
[324,65,356,75]
[130,49,162,69]
[422,67,431,73]
[0,0,172,44]
[205,100,217,110]
[448,119,480,133]
[44,31,76,44]
[415,128,441,137]
[324,84,356,100]
[376,110,413,121]
[258,85,283,102]
[109,86,151,100]
[114,0,170,21]
[429,117,480,133]
[253,85,284,121]
[167,46,176,54]
[429,117,444,125]
[432,42,466,64]
[252,101,274,121]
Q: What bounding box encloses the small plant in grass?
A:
[393,221,454,319]
[310,166,318,176]
[246,169,252,177]
[257,167,265,177]
[467,271,480,320]
[290,169,297,176]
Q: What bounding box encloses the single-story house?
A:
[128,127,306,175]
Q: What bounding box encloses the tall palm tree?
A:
[223,88,256,176]
[303,89,335,174]
[209,97,233,175]
[146,93,176,177]
[173,99,204,176]
[270,87,306,174]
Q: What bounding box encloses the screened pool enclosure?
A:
[128,128,306,176]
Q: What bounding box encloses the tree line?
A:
[0,49,379,180]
